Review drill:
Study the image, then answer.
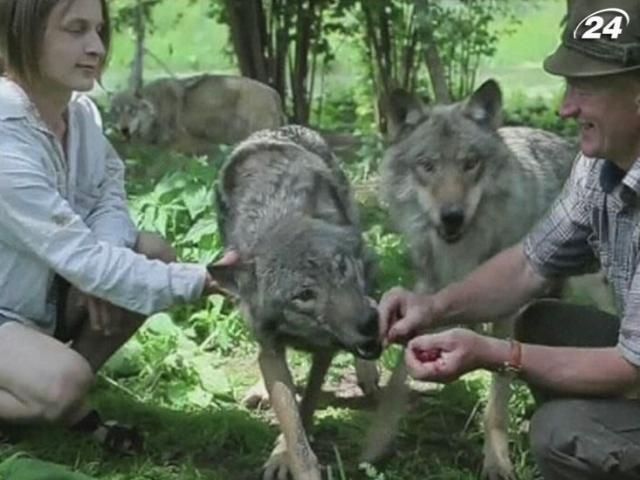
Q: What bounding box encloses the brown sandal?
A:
[71,410,144,456]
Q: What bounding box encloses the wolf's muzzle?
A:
[353,308,383,359]
[355,340,383,360]
[120,126,131,140]
[439,206,465,242]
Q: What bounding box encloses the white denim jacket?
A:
[0,78,206,333]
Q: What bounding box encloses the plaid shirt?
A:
[524,153,640,367]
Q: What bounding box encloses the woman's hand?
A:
[203,250,241,296]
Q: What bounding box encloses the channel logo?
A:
[573,8,630,40]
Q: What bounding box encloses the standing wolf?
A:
[363,79,575,479]
[208,125,382,479]
[109,74,284,155]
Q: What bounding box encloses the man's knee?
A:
[134,231,177,263]
[531,400,571,460]
[529,399,640,479]
[38,354,94,423]
[530,399,601,467]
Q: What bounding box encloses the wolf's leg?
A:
[243,352,338,411]
[300,351,333,430]
[482,319,516,480]
[259,347,321,480]
[360,356,409,463]
[354,358,380,397]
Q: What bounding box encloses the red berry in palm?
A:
[413,347,442,363]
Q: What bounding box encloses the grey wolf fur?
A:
[364,80,575,480]
[209,125,382,479]
[109,74,284,155]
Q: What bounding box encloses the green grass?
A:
[0,369,540,480]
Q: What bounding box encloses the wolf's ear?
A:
[464,79,502,130]
[306,173,350,226]
[381,89,427,140]
[206,260,254,297]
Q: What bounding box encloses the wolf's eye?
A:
[293,289,316,303]
[417,160,434,174]
[291,288,317,311]
[463,158,480,171]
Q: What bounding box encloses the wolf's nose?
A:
[355,339,383,360]
[358,308,380,338]
[440,206,465,231]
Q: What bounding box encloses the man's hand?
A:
[377,287,435,345]
[203,250,240,296]
[405,328,498,383]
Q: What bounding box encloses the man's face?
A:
[38,0,105,94]
[560,74,640,169]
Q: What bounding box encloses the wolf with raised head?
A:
[209,125,382,480]
[109,74,284,155]
[363,80,575,480]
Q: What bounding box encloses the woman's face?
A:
[38,0,105,94]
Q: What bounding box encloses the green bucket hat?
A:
[544,0,640,77]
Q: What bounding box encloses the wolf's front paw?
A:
[482,449,516,480]
[482,428,516,480]
[242,381,270,410]
[262,435,322,480]
[262,451,323,480]
[262,450,292,480]
[359,428,395,465]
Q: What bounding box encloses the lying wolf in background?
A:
[109,74,284,155]
[363,80,575,480]
[208,125,382,479]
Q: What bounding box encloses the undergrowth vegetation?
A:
[0,130,547,480]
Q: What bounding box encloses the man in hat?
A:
[377,0,640,478]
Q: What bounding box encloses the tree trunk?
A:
[128,0,145,93]
[290,0,315,124]
[223,0,269,82]
[272,0,290,105]
[424,42,451,104]
[221,0,333,124]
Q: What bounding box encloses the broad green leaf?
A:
[181,217,218,245]
[144,313,181,336]
[182,186,212,219]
